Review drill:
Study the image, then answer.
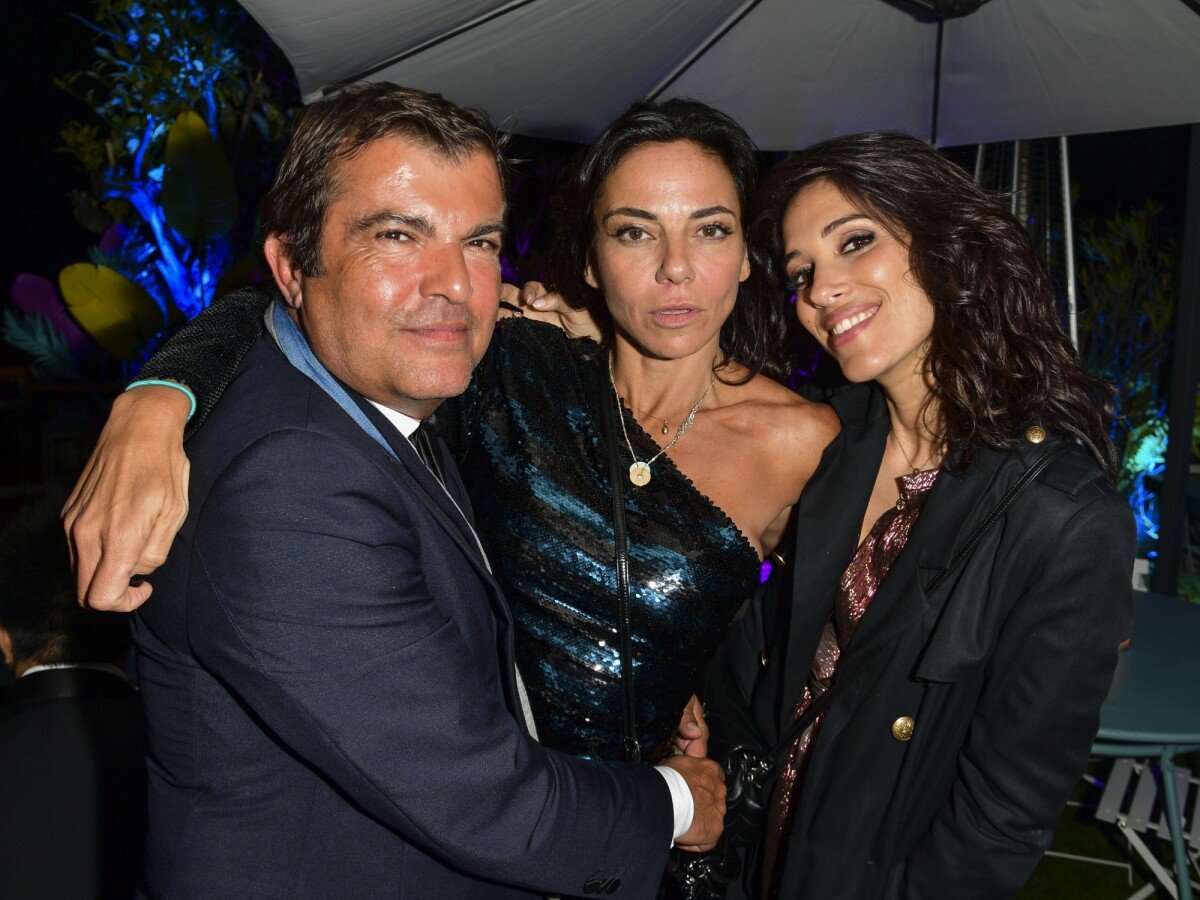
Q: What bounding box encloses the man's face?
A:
[268,136,505,418]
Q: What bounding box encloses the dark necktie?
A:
[410,421,446,486]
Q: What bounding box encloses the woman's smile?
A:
[823,302,881,346]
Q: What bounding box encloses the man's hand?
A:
[659,755,726,852]
[674,694,709,758]
[62,385,192,611]
[497,281,602,342]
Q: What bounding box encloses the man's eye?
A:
[469,238,501,253]
[380,230,412,242]
[698,223,733,239]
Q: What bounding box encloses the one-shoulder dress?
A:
[139,285,761,761]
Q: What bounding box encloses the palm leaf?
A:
[1,309,82,381]
[161,111,238,241]
[59,263,162,360]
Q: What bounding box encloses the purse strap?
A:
[767,441,1072,758]
[601,386,642,763]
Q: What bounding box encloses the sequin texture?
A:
[438,319,761,761]
[761,467,939,897]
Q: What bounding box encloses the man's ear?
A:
[264,235,304,310]
[0,626,13,671]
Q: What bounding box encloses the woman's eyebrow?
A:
[602,206,656,222]
[691,205,736,219]
[822,214,870,237]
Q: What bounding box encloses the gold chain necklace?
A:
[891,428,937,510]
[608,355,715,487]
[625,400,678,435]
[892,429,931,475]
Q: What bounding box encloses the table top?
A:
[1097,591,1200,744]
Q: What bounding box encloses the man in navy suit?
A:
[120,83,725,897]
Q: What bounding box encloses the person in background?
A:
[0,494,146,899]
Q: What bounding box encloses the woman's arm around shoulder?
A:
[62,284,275,612]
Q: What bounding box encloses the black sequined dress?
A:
[140,286,761,761]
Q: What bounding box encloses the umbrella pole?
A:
[1060,136,1079,350]
[1010,140,1021,216]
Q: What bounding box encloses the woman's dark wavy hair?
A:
[545,98,789,382]
[752,131,1118,479]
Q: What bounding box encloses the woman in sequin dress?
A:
[62,100,838,768]
[712,133,1135,899]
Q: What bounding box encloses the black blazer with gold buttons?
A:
[720,382,1135,900]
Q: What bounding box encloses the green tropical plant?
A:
[1076,202,1183,543]
[1,310,83,382]
[6,0,296,373]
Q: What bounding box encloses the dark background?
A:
[3,2,1191,335]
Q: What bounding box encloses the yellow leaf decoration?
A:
[161,111,238,241]
[59,264,162,360]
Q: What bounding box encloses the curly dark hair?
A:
[752,131,1118,479]
[545,98,789,382]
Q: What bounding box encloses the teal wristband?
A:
[125,379,198,422]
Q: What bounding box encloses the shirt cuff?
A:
[654,764,695,844]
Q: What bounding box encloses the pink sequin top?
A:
[761,467,940,898]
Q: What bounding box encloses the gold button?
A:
[759,650,771,668]
[1025,425,1047,444]
[891,716,915,741]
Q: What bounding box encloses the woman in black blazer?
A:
[720,132,1136,899]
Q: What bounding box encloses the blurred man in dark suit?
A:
[0,495,146,899]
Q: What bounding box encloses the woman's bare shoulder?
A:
[719,373,841,467]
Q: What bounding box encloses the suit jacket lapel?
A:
[350,395,516,635]
[778,383,1018,733]
[778,386,890,725]
[801,445,1013,760]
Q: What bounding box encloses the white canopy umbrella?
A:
[243,0,1200,599]
[241,0,1200,148]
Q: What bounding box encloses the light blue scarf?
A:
[270,300,399,462]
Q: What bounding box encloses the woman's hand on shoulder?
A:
[62,385,192,612]
[497,281,602,342]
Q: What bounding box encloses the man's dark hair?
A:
[264,81,509,277]
[545,98,789,381]
[0,495,131,668]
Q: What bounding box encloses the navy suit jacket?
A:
[134,331,672,898]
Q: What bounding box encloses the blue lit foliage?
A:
[56,0,293,349]
[1076,203,1183,545]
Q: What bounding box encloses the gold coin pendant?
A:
[629,462,652,487]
